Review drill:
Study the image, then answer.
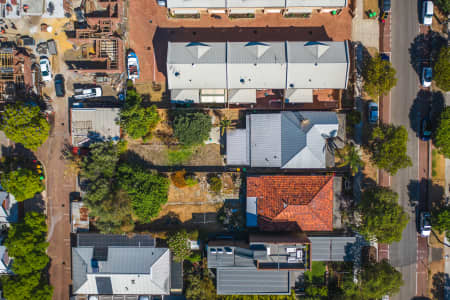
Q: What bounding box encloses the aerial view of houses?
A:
[0,0,448,299]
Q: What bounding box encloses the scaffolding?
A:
[98,40,118,69]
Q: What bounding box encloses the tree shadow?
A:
[431,272,448,300]
[409,31,447,76]
[409,90,445,137]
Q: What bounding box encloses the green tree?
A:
[173,111,212,146]
[0,104,49,150]
[220,291,296,300]
[2,212,53,300]
[167,230,192,262]
[434,46,450,91]
[435,107,450,158]
[370,125,412,175]
[363,54,398,98]
[434,0,450,14]
[338,144,365,176]
[432,206,450,240]
[185,263,217,300]
[118,163,169,221]
[359,186,409,243]
[120,90,160,139]
[220,117,232,136]
[1,168,44,202]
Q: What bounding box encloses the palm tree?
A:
[220,118,232,136]
[338,144,365,176]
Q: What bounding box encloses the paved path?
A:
[389,0,422,298]
[351,0,379,49]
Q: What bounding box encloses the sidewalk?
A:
[352,0,380,49]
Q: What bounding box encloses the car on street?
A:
[421,66,432,87]
[39,57,52,82]
[54,74,65,97]
[419,211,431,237]
[368,101,379,125]
[420,117,432,141]
[381,0,391,12]
[422,0,434,25]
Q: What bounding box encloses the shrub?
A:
[208,175,222,194]
[173,111,212,146]
[171,170,187,188]
[167,230,192,262]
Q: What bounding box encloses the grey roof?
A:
[71,108,120,147]
[230,112,338,168]
[226,128,250,165]
[217,269,290,295]
[77,234,155,247]
[227,42,286,89]
[249,114,282,167]
[286,41,349,89]
[167,42,227,89]
[167,0,226,8]
[227,0,285,8]
[285,88,313,103]
[208,246,256,269]
[286,0,347,7]
[96,277,113,294]
[228,89,257,103]
[309,236,357,261]
[170,260,183,291]
[170,89,200,103]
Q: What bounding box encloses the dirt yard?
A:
[363,0,379,19]
[128,0,353,87]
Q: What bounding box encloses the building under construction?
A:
[0,42,34,105]
[65,0,124,74]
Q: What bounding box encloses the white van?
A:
[73,87,102,99]
[422,0,434,25]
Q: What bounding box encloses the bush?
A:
[167,230,192,262]
[173,111,212,146]
[434,46,450,91]
[185,175,198,187]
[186,251,202,263]
[171,170,187,188]
[435,107,450,158]
[208,175,222,194]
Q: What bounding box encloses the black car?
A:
[54,74,65,97]
[420,117,432,141]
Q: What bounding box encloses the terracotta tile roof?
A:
[247,175,334,232]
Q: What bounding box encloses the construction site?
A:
[64,0,125,74]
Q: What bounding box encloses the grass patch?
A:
[432,149,445,179]
[168,147,193,165]
[311,261,326,278]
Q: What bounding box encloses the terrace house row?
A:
[166,0,348,16]
[167,41,349,105]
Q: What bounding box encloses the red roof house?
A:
[246,175,334,232]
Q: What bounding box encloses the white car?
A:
[73,87,102,99]
[422,0,434,25]
[421,67,432,87]
[419,211,431,237]
[39,57,52,82]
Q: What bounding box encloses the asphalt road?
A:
[389,0,421,299]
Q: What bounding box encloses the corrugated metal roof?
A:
[286,41,349,89]
[95,277,113,294]
[249,114,282,167]
[226,128,250,165]
[285,88,313,103]
[246,197,258,227]
[170,89,200,103]
[217,269,290,295]
[309,236,356,261]
[207,246,256,268]
[228,89,257,103]
[286,0,347,7]
[167,0,226,8]
[227,0,285,7]
[71,108,120,146]
[227,42,286,89]
[167,42,227,89]
[77,234,155,247]
[170,260,183,291]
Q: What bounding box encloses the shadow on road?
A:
[408,90,445,137]
[409,31,447,76]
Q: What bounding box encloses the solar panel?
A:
[77,234,155,247]
[96,277,113,294]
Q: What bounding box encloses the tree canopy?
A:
[185,261,217,300]
[434,107,450,158]
[358,186,409,243]
[118,163,169,221]
[434,46,450,91]
[1,168,44,202]
[370,125,412,175]
[432,206,450,240]
[0,104,49,150]
[363,54,398,98]
[173,111,212,146]
[434,0,450,14]
[2,212,53,300]
[338,144,365,176]
[167,230,192,262]
[120,90,160,140]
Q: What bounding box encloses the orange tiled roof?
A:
[247,175,334,232]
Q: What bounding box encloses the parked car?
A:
[54,74,65,97]
[73,87,102,99]
[419,211,431,237]
[381,0,391,12]
[368,101,379,125]
[422,0,434,25]
[39,57,52,82]
[420,117,432,141]
[421,66,432,87]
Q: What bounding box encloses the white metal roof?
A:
[170,89,200,103]
[227,42,287,89]
[226,128,249,165]
[167,42,227,89]
[285,88,313,103]
[286,41,349,89]
[166,0,226,8]
[228,89,257,103]
[227,0,285,8]
[286,0,347,7]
